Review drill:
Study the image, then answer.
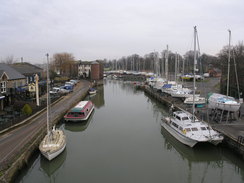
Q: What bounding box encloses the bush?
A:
[22,104,33,115]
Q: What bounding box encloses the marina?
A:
[13,80,244,183]
[0,1,244,182]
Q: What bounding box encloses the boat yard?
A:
[137,78,244,159]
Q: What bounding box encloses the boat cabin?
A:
[64,101,94,121]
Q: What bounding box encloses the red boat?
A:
[64,101,94,122]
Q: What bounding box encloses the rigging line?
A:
[232,48,241,99]
[196,27,209,124]
[196,28,211,135]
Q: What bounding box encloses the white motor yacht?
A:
[161,111,223,147]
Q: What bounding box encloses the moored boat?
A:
[64,101,94,122]
[207,30,241,113]
[161,111,223,147]
[161,27,223,148]
[208,93,240,112]
[89,88,97,95]
[39,127,66,161]
[39,53,66,161]
[184,96,206,105]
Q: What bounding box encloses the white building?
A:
[78,61,92,78]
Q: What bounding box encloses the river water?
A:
[15,79,244,183]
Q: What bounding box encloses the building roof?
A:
[78,61,93,65]
[0,63,25,80]
[11,62,43,75]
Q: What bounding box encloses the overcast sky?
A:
[0,0,243,64]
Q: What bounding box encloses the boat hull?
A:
[208,101,240,112]
[89,91,96,95]
[184,97,206,105]
[41,142,66,161]
[161,121,197,148]
[39,130,66,161]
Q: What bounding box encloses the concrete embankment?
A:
[140,85,244,160]
[0,80,101,183]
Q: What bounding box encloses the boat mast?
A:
[193,26,197,123]
[227,30,231,97]
[161,49,165,78]
[46,53,50,136]
[165,45,169,81]
[175,52,177,82]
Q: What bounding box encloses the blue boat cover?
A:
[162,84,172,88]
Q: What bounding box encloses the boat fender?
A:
[165,117,170,123]
[183,129,187,134]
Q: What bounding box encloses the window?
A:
[185,128,191,132]
[191,128,198,131]
[176,116,181,121]
[172,122,179,128]
[182,117,189,121]
[0,81,6,93]
[201,127,207,130]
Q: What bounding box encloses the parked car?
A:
[70,79,78,85]
[59,87,70,94]
[203,73,210,78]
[65,81,74,86]
[50,87,61,95]
[61,85,73,92]
[195,75,204,80]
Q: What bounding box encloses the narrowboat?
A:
[64,101,94,122]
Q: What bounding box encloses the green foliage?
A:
[22,104,33,115]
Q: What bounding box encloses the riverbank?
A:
[138,81,244,160]
[0,80,102,183]
[14,79,244,183]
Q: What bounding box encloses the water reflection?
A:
[161,127,222,162]
[87,86,105,109]
[40,149,67,177]
[65,111,94,132]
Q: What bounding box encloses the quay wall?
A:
[0,81,90,183]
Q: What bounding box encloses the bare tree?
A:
[51,53,77,78]
[1,55,16,64]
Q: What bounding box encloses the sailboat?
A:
[208,30,241,112]
[161,26,223,147]
[39,53,66,161]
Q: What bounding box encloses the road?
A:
[0,80,90,169]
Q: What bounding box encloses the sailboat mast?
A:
[175,52,177,82]
[165,45,169,81]
[227,30,231,96]
[161,50,165,78]
[46,53,50,136]
[193,26,197,123]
